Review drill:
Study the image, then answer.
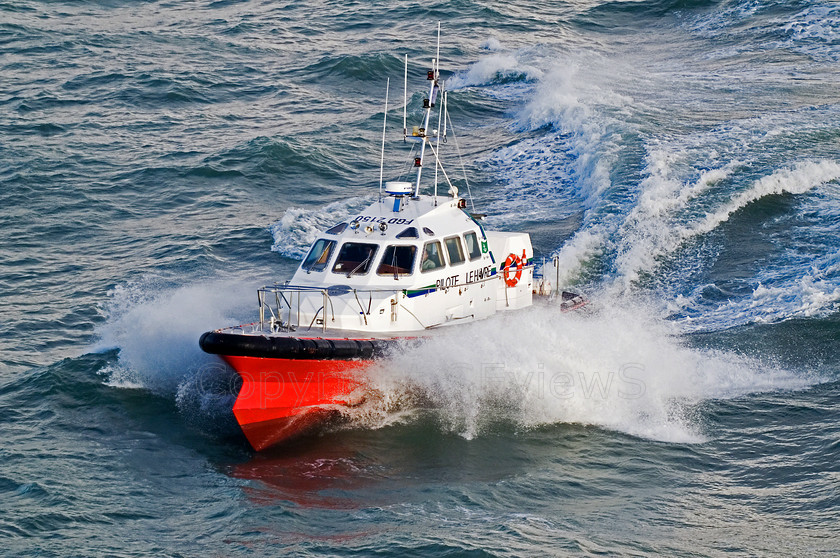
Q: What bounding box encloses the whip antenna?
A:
[379,78,390,199]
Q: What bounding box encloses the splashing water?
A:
[94,278,253,394]
[346,297,814,443]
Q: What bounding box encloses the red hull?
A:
[221,355,369,451]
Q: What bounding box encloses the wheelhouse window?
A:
[444,236,465,265]
[420,241,445,272]
[301,238,336,272]
[464,231,482,260]
[376,245,417,277]
[332,242,378,276]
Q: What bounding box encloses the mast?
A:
[413,27,442,198]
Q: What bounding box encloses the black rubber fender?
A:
[199,330,393,360]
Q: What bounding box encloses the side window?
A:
[332,242,378,276]
[377,245,417,276]
[464,231,482,260]
[301,239,336,272]
[420,241,445,273]
[444,236,465,266]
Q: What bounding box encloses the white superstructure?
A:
[277,191,533,334]
[251,33,538,336]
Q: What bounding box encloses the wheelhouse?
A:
[297,216,490,283]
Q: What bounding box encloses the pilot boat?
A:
[200,28,585,451]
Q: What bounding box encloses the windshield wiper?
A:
[347,252,372,277]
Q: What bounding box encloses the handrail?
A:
[257,284,407,332]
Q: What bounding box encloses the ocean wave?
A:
[613,160,840,292]
[298,52,406,83]
[670,209,840,332]
[447,51,543,89]
[682,0,840,61]
[475,48,629,281]
[269,196,375,259]
[474,46,625,232]
[574,0,722,30]
[479,132,583,227]
[538,225,613,288]
[208,135,355,183]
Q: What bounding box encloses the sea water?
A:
[2,0,839,555]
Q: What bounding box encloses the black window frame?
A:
[420,240,445,273]
[376,245,417,277]
[301,238,337,272]
[464,231,482,261]
[444,235,466,266]
[331,242,379,276]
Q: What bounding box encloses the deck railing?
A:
[257,283,405,333]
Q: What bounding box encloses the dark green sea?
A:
[2,0,839,555]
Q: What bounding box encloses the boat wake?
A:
[346,295,817,444]
[456,38,840,332]
[612,160,840,292]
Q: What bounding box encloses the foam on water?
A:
[484,50,639,288]
[672,251,840,332]
[683,1,840,63]
[347,297,814,444]
[480,133,581,225]
[492,45,840,310]
[613,160,840,293]
[447,51,543,90]
[777,5,840,61]
[539,226,608,287]
[480,37,504,52]
[94,278,253,394]
[475,51,620,236]
[269,196,373,260]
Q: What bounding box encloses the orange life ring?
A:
[503,253,523,287]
